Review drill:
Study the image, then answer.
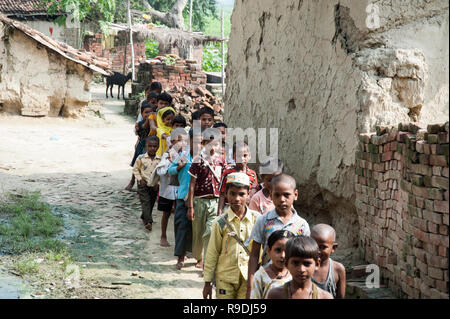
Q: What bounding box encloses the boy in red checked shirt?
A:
[217,142,258,216]
[187,130,225,269]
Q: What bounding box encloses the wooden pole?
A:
[221,8,225,97]
[189,0,193,32]
[127,0,135,81]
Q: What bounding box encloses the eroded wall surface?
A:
[225,0,449,249]
[0,25,93,117]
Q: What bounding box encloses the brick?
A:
[428,266,444,280]
[410,164,432,176]
[435,280,448,294]
[438,225,448,236]
[434,201,449,213]
[438,246,448,257]
[423,210,443,224]
[427,254,448,269]
[427,188,444,200]
[443,167,449,178]
[427,221,438,233]
[430,155,447,167]
[413,228,429,243]
[431,176,448,190]
[429,233,448,247]
[424,143,431,155]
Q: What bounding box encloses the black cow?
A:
[105,72,132,99]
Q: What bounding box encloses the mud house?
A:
[0,0,82,48]
[0,14,111,117]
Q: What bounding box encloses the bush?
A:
[202,44,225,72]
[145,40,160,59]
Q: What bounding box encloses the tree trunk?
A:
[142,0,188,30]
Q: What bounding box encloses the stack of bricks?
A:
[355,122,449,299]
[135,57,207,92]
[83,33,146,73]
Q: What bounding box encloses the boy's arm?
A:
[203,221,222,299]
[168,160,179,176]
[186,176,196,220]
[246,241,262,299]
[156,154,170,176]
[217,194,226,216]
[132,158,143,182]
[335,262,346,299]
[266,286,283,299]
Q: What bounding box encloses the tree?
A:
[140,0,217,31]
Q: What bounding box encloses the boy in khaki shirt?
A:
[133,136,161,231]
[203,173,260,299]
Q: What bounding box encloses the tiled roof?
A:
[0,0,52,15]
[0,14,112,76]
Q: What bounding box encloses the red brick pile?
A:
[166,85,224,123]
[137,56,207,91]
[84,32,146,73]
[356,122,449,299]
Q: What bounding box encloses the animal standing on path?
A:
[106,72,133,99]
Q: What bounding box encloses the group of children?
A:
[129,82,346,299]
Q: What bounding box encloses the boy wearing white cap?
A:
[203,172,260,299]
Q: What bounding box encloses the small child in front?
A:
[267,236,333,299]
[203,173,259,299]
[311,224,346,298]
[133,136,161,231]
[250,230,294,299]
[249,158,283,214]
[246,173,310,298]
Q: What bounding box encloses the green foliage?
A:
[163,55,177,65]
[202,44,223,72]
[145,39,160,59]
[0,191,65,254]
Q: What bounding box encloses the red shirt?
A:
[219,165,258,194]
[188,153,225,197]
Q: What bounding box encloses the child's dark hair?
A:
[232,141,249,154]
[192,110,200,121]
[150,81,162,91]
[172,114,186,127]
[285,236,319,263]
[189,128,194,138]
[198,106,214,118]
[267,230,296,250]
[162,109,175,119]
[271,173,296,190]
[145,135,160,145]
[141,103,153,113]
[213,122,227,129]
[147,91,159,100]
[157,92,173,104]
[259,157,284,175]
[225,182,250,193]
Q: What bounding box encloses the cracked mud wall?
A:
[0,25,93,117]
[225,0,449,249]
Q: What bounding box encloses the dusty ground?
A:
[0,83,206,299]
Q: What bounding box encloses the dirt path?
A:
[0,84,205,299]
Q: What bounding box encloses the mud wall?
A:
[225,0,448,249]
[356,122,449,298]
[0,25,93,117]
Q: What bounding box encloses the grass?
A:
[0,190,65,255]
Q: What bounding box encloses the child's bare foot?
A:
[176,256,185,270]
[195,260,203,269]
[160,238,171,247]
[145,223,152,231]
[124,183,133,191]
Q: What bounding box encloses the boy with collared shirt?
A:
[187,130,225,269]
[246,173,310,298]
[203,173,260,299]
[133,136,161,231]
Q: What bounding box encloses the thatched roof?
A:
[0,14,112,75]
[109,23,227,48]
